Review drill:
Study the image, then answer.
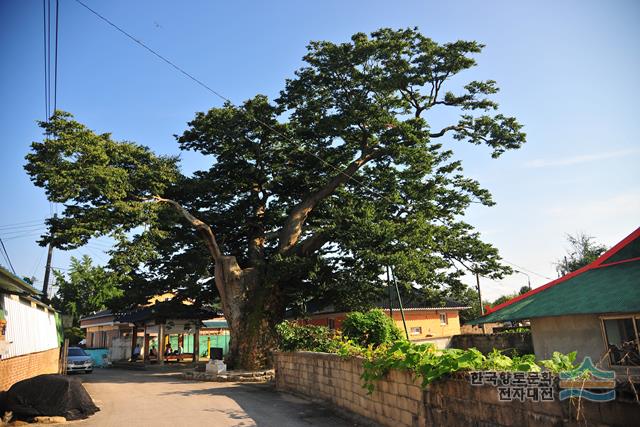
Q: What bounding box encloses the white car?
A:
[67,347,93,374]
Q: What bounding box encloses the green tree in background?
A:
[555,232,607,277]
[25,28,524,369]
[51,255,123,325]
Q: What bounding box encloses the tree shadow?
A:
[159,383,363,426]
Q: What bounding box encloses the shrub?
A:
[341,309,404,347]
[275,321,337,352]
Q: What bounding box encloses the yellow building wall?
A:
[305,309,462,340]
[389,310,461,340]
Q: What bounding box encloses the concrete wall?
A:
[449,332,533,355]
[0,347,59,391]
[530,314,605,362]
[275,351,640,427]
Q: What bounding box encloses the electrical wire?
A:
[74,0,535,282]
[501,259,552,281]
[71,0,418,205]
[43,0,50,122]
[0,228,47,237]
[0,222,46,231]
[54,0,59,114]
[31,246,48,278]
[0,238,17,274]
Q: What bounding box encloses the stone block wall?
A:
[0,347,59,391]
[449,332,533,355]
[275,351,640,427]
[275,351,426,426]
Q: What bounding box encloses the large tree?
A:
[25,29,524,369]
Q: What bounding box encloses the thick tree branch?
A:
[429,125,462,138]
[295,231,331,257]
[277,150,382,255]
[247,184,266,266]
[152,196,223,260]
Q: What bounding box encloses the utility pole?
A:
[390,266,409,340]
[42,241,54,300]
[475,272,484,316]
[386,265,394,318]
[475,272,486,334]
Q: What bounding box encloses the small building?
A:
[472,227,640,371]
[0,267,60,391]
[80,296,230,364]
[80,309,132,349]
[301,299,469,346]
[116,299,227,364]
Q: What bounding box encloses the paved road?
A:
[73,368,362,427]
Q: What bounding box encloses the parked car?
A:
[67,347,93,374]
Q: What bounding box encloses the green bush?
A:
[275,321,337,352]
[341,309,403,347]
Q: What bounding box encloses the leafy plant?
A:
[342,309,403,347]
[275,321,337,352]
[539,351,578,373]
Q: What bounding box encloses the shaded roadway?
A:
[72,367,366,427]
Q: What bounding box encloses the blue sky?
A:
[1,0,638,300]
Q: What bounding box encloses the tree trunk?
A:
[214,256,283,370]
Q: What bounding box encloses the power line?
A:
[501,259,552,281]
[0,219,46,228]
[43,0,49,121]
[2,232,47,241]
[0,238,17,275]
[31,246,48,278]
[0,220,44,231]
[73,0,229,103]
[71,0,410,206]
[54,0,59,113]
[0,228,47,238]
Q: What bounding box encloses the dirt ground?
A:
[72,368,364,427]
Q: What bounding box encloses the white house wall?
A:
[2,295,59,358]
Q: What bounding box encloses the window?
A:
[410,327,422,335]
[602,317,640,366]
[439,313,448,325]
[327,319,335,330]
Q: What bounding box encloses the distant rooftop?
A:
[471,227,640,324]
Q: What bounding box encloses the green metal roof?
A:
[471,228,640,324]
[0,266,42,296]
[203,320,228,328]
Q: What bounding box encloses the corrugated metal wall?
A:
[2,295,59,358]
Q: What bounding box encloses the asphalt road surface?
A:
[73,368,365,427]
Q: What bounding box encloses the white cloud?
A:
[544,192,640,219]
[525,148,640,168]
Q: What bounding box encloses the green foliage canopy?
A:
[51,255,123,324]
[26,28,525,314]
